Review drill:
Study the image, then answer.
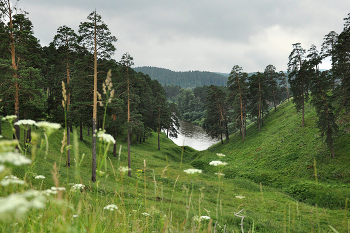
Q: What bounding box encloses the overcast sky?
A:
[16,0,350,73]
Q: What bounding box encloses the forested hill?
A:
[133,66,227,88]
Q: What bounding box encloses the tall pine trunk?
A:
[91,15,98,182]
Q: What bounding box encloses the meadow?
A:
[0,99,350,232]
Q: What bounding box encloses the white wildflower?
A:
[14,119,37,126]
[215,172,225,176]
[97,131,116,144]
[118,166,130,173]
[216,153,226,157]
[1,175,26,186]
[0,164,5,173]
[71,184,85,191]
[209,161,228,166]
[73,215,78,218]
[35,175,45,179]
[200,216,211,220]
[36,121,61,137]
[103,204,118,211]
[0,135,3,138]
[142,212,150,216]
[0,151,31,166]
[183,168,202,174]
[36,121,61,130]
[0,190,46,222]
[42,189,57,196]
[51,186,66,191]
[192,215,200,222]
[2,115,16,121]
[235,195,245,199]
[0,140,19,153]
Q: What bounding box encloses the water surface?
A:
[168,121,221,151]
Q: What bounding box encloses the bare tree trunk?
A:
[79,119,83,141]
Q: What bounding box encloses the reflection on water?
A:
[168,121,221,151]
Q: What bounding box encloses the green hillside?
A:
[192,99,350,209]
[133,66,227,88]
[1,99,350,232]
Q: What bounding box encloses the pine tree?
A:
[288,43,309,127]
[264,65,279,111]
[78,10,117,182]
[248,72,269,131]
[120,53,134,177]
[228,65,248,141]
[308,45,338,158]
[204,85,229,143]
[53,25,78,168]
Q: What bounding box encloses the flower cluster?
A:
[103,204,118,211]
[71,184,85,191]
[0,175,26,186]
[235,195,245,199]
[2,115,16,122]
[209,161,228,166]
[0,189,46,222]
[97,130,116,144]
[0,151,31,166]
[216,153,226,157]
[14,119,37,126]
[35,175,45,179]
[42,187,66,196]
[183,168,202,174]
[193,215,211,222]
[118,166,130,173]
[215,172,225,176]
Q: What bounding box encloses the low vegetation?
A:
[1,99,350,232]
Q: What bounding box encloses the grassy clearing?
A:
[0,100,350,232]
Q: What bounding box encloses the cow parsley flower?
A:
[216,153,226,157]
[142,212,150,216]
[209,161,228,166]
[200,216,211,220]
[118,166,130,173]
[103,204,118,211]
[215,172,225,176]
[235,195,245,199]
[97,131,116,144]
[2,115,16,122]
[14,119,37,126]
[0,175,26,186]
[0,164,5,173]
[51,187,66,191]
[35,175,45,179]
[0,151,31,166]
[0,190,46,222]
[183,168,202,174]
[71,184,85,191]
[36,121,61,137]
[36,121,61,130]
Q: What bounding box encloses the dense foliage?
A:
[0,6,178,179]
[134,66,227,88]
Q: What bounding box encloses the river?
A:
[167,120,222,151]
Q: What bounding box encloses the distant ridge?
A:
[133,66,227,88]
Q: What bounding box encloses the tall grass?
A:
[1,98,350,232]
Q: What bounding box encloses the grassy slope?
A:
[1,100,350,232]
[192,99,350,209]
